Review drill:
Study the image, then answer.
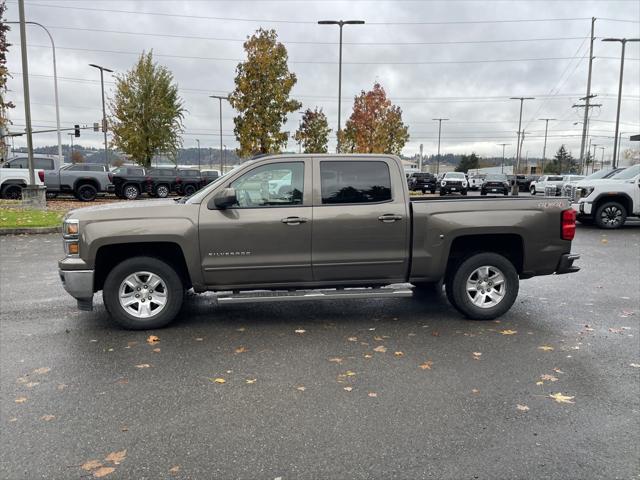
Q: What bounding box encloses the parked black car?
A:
[175,169,204,196]
[407,172,437,194]
[111,166,148,200]
[145,168,178,198]
[480,174,510,195]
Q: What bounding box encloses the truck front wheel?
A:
[594,201,626,229]
[446,252,519,320]
[103,256,184,329]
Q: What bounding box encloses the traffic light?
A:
[74,124,80,137]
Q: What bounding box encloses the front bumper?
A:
[572,201,593,216]
[556,253,580,275]
[59,269,94,311]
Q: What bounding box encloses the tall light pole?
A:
[7,21,62,162]
[579,17,596,166]
[539,118,555,175]
[89,63,113,166]
[510,97,535,195]
[196,138,201,171]
[497,143,509,174]
[318,19,365,153]
[602,38,640,168]
[209,95,228,172]
[17,0,35,187]
[432,118,449,175]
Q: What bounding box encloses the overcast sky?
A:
[4,0,640,162]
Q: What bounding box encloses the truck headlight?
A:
[579,186,595,198]
[441,181,446,187]
[462,181,467,187]
[63,219,80,257]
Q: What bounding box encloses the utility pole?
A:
[432,118,448,175]
[539,118,555,175]
[209,95,228,173]
[602,37,640,167]
[579,17,596,166]
[497,143,509,174]
[89,63,113,166]
[510,97,534,195]
[573,100,601,173]
[318,19,365,152]
[17,0,35,187]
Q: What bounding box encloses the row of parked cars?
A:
[0,155,220,201]
[407,172,526,196]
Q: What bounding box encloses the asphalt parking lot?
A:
[1,222,639,479]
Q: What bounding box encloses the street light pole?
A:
[209,95,228,173]
[497,143,509,174]
[17,0,35,187]
[510,97,535,195]
[602,38,639,168]
[89,63,113,166]
[7,21,62,162]
[318,19,365,153]
[432,118,449,175]
[539,118,555,175]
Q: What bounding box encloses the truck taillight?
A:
[38,170,44,182]
[561,209,576,241]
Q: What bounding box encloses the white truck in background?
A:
[0,168,45,199]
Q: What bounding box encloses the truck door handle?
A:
[378,214,403,223]
[281,216,308,225]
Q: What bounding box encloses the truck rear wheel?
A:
[183,184,197,196]
[76,184,97,202]
[155,184,170,198]
[594,201,626,229]
[1,184,22,199]
[446,252,518,320]
[103,256,184,330]
[123,184,140,200]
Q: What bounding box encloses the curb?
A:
[0,226,61,235]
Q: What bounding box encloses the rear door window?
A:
[320,161,391,204]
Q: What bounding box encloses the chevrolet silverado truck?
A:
[44,163,114,201]
[572,164,640,228]
[58,154,580,330]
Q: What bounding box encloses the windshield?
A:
[584,169,617,180]
[445,172,465,179]
[485,174,507,181]
[610,164,640,180]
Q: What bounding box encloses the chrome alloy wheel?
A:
[118,271,168,318]
[465,265,506,309]
[600,205,623,227]
[124,185,139,200]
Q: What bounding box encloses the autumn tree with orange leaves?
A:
[339,82,409,155]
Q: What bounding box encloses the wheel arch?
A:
[592,193,632,215]
[73,177,100,192]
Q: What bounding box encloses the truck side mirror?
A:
[208,188,237,209]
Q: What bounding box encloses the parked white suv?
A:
[530,175,565,195]
[571,164,640,229]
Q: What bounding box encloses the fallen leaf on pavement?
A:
[536,381,544,386]
[211,378,226,384]
[344,370,356,376]
[540,374,559,382]
[15,397,27,404]
[237,327,246,332]
[368,392,377,398]
[295,385,306,392]
[549,392,575,404]
[135,364,151,369]
[169,465,180,474]
[343,386,353,392]
[245,378,257,384]
[41,414,55,421]
[105,450,127,465]
[500,330,517,335]
[81,460,103,471]
[234,346,247,354]
[363,353,373,359]
[328,357,343,364]
[373,345,387,353]
[630,363,640,368]
[195,337,204,341]
[471,389,479,394]
[419,361,433,370]
[373,336,383,341]
[16,376,28,384]
[294,329,306,334]
[146,335,160,345]
[472,352,482,359]
[394,351,404,357]
[33,367,51,375]
[431,331,440,337]
[538,345,554,351]
[516,404,530,412]
[553,368,565,374]
[25,381,39,388]
[347,336,358,342]
[93,467,116,478]
[152,348,161,353]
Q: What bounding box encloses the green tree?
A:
[544,145,576,174]
[455,153,480,173]
[339,82,409,154]
[0,1,14,160]
[229,28,301,157]
[109,51,185,167]
[294,107,330,153]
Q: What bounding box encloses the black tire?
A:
[421,189,426,194]
[183,184,197,196]
[76,183,98,202]
[102,256,184,330]
[430,189,436,194]
[439,190,446,196]
[2,184,22,199]
[480,191,487,196]
[123,184,140,200]
[503,191,508,196]
[445,252,519,320]
[461,190,467,196]
[155,184,170,198]
[576,215,594,226]
[594,201,627,229]
[530,187,536,195]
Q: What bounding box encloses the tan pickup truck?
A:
[59,154,580,329]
